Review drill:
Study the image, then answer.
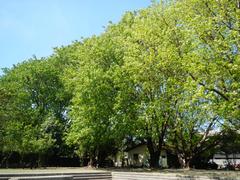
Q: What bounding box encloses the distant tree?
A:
[218,129,240,167]
[0,57,70,166]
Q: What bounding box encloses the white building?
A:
[113,144,168,168]
[212,152,240,168]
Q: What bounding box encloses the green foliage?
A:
[1,0,239,168]
[174,0,240,127]
[64,34,124,165]
[219,129,240,155]
[0,57,70,161]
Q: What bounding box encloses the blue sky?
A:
[0,0,151,71]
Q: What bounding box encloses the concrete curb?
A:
[9,175,73,180]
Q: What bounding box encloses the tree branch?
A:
[189,73,229,101]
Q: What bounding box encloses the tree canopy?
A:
[0,0,239,168]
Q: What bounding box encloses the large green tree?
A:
[176,0,240,128]
[65,33,124,166]
[112,6,188,167]
[0,57,70,166]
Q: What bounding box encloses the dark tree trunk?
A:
[37,153,46,167]
[2,152,12,168]
[149,151,160,168]
[97,150,108,167]
[88,149,97,167]
[147,138,160,168]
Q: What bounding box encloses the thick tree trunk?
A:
[1,152,12,168]
[88,157,94,167]
[37,153,45,167]
[88,149,97,167]
[20,153,24,168]
[184,159,190,169]
[149,151,160,168]
[225,152,231,166]
[177,154,191,169]
[97,150,108,167]
[147,138,160,168]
